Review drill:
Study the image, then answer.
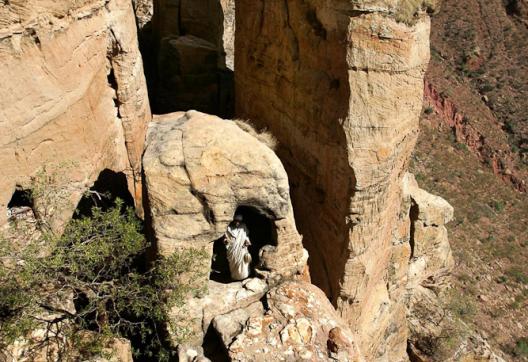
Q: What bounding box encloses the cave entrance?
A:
[74,169,134,218]
[210,205,277,283]
[6,187,35,221]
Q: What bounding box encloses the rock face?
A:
[402,173,454,356]
[216,281,363,361]
[147,0,235,115]
[0,0,151,228]
[235,1,433,359]
[143,111,304,268]
[143,111,309,345]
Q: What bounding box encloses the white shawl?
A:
[225,223,252,280]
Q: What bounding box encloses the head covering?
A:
[234,214,243,222]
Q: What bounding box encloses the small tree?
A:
[0,200,208,360]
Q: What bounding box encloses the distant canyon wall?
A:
[0,0,150,227]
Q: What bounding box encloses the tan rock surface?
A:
[143,111,308,345]
[143,111,304,268]
[236,1,431,359]
[223,281,363,362]
[0,0,151,228]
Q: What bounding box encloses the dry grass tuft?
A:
[395,0,438,25]
[234,119,278,150]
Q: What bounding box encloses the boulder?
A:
[143,110,307,345]
[223,281,364,361]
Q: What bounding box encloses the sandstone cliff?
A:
[235,1,433,359]
[0,0,151,229]
[0,0,461,360]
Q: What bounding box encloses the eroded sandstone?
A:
[0,0,151,229]
[235,1,432,359]
[143,111,309,346]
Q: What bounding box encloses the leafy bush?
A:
[0,200,208,360]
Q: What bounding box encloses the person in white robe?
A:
[224,214,252,280]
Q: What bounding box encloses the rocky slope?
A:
[413,0,528,360]
[424,0,528,192]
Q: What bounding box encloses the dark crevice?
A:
[202,324,229,362]
[107,67,121,115]
[409,200,420,259]
[190,188,216,225]
[306,8,327,39]
[27,28,41,48]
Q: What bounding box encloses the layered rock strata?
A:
[0,0,151,228]
[235,1,433,359]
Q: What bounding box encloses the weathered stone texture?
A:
[222,281,363,361]
[0,0,151,228]
[143,110,309,346]
[236,1,431,359]
[143,111,304,267]
[133,0,154,30]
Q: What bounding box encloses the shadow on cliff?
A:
[234,1,356,306]
[138,0,234,118]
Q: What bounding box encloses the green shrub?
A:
[491,200,505,212]
[455,142,468,151]
[447,290,476,320]
[514,338,528,358]
[506,267,528,285]
[0,200,208,360]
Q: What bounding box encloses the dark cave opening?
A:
[210,205,277,283]
[7,188,33,209]
[74,169,134,218]
[6,187,35,220]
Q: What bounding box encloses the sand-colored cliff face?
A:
[235,1,431,359]
[0,0,150,227]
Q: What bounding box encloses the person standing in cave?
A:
[224,214,252,280]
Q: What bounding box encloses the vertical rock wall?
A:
[148,0,235,116]
[0,0,151,227]
[235,1,431,359]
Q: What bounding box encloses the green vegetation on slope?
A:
[0,200,207,360]
[411,115,528,360]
